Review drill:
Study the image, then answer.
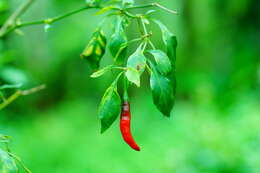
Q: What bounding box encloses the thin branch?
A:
[141,18,148,35]
[0,2,177,38]
[20,84,46,95]
[0,6,96,38]
[137,18,144,35]
[0,91,22,110]
[125,3,155,10]
[0,0,34,37]
[8,152,32,173]
[153,3,178,15]
[148,40,156,50]
[126,2,178,15]
[0,84,46,110]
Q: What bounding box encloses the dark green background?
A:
[1,0,260,172]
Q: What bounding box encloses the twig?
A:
[20,84,46,95]
[0,2,177,38]
[0,84,46,110]
[0,6,96,38]
[0,91,22,110]
[153,3,178,15]
[0,0,34,37]
[8,152,32,173]
[126,2,178,15]
[148,40,156,50]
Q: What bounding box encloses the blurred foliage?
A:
[0,0,260,172]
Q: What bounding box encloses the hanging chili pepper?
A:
[120,101,140,151]
[120,77,140,151]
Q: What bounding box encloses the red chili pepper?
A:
[120,101,140,151]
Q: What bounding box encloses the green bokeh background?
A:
[1,0,260,172]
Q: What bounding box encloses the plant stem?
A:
[141,18,148,35]
[0,84,46,110]
[0,91,22,110]
[126,2,178,15]
[153,3,178,15]
[123,75,129,101]
[0,3,177,38]
[137,18,144,35]
[0,6,96,38]
[0,0,34,37]
[20,84,46,96]
[145,64,152,74]
[148,40,156,50]
[112,66,127,71]
[8,153,32,173]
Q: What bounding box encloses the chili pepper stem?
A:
[123,75,129,101]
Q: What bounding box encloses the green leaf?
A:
[0,84,22,90]
[126,45,146,86]
[149,61,175,117]
[90,65,113,78]
[148,50,172,75]
[98,76,121,133]
[125,67,140,87]
[154,20,177,99]
[109,17,128,64]
[127,45,146,74]
[0,67,28,85]
[81,28,107,69]
[0,149,18,173]
[154,20,177,68]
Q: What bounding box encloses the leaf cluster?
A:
[82,0,178,133]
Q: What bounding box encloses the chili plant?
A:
[83,0,178,150]
[0,0,178,152]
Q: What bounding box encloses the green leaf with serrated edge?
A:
[90,65,113,78]
[98,74,122,133]
[153,20,177,69]
[148,50,172,75]
[109,17,128,64]
[149,61,174,117]
[125,67,140,87]
[127,45,146,74]
[81,28,107,69]
[0,148,18,173]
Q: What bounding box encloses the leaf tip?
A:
[162,110,172,118]
[100,127,106,134]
